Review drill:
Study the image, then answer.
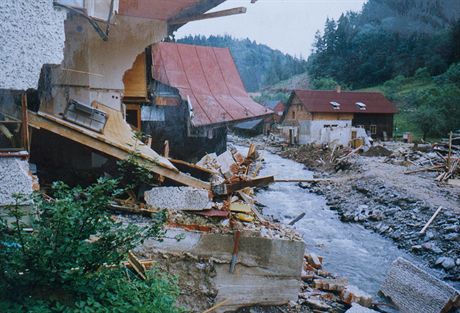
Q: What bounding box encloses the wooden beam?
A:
[168,7,247,25]
[420,206,443,234]
[274,178,333,183]
[212,176,274,196]
[28,111,210,190]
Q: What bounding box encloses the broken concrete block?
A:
[313,277,348,292]
[0,157,34,206]
[216,150,238,178]
[304,298,332,310]
[380,257,460,313]
[346,303,378,313]
[144,187,211,211]
[196,153,219,171]
[340,285,373,307]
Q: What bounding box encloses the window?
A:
[330,101,340,110]
[125,104,141,130]
[370,125,377,135]
[292,111,295,119]
[356,102,367,110]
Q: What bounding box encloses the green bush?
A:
[0,178,181,313]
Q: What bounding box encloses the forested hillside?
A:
[307,0,460,138]
[307,0,460,88]
[177,35,307,92]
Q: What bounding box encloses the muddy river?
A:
[246,147,419,298]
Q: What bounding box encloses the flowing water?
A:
[242,146,419,298]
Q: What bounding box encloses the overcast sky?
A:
[176,0,366,58]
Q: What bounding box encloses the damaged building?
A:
[280,89,397,146]
[1,0,268,186]
[123,42,272,160]
[0,1,306,312]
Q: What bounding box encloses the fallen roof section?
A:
[28,104,210,190]
[152,42,272,127]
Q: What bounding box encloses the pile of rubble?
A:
[296,253,379,313]
[111,144,308,312]
[280,144,360,172]
[384,140,460,183]
[138,144,296,234]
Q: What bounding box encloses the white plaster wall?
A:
[309,120,352,146]
[0,0,66,90]
[42,14,167,114]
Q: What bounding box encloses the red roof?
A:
[152,42,272,127]
[292,90,397,114]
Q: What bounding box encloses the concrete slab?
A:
[140,228,306,312]
[144,187,211,211]
[380,257,460,313]
[346,303,378,313]
[0,157,33,206]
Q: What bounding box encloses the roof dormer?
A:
[330,101,341,110]
[356,102,367,110]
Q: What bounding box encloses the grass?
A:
[356,77,439,141]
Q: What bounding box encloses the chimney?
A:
[336,85,341,93]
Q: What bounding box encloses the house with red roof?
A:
[281,89,397,145]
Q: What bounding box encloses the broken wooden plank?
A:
[28,110,210,190]
[274,178,332,183]
[128,251,147,280]
[169,158,217,176]
[420,206,443,234]
[202,299,230,313]
[194,209,229,218]
[289,212,306,226]
[108,203,158,216]
[169,7,246,25]
[212,176,274,195]
[404,165,445,174]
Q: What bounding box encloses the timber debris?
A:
[297,252,379,312]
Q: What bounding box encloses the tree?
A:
[413,104,443,140]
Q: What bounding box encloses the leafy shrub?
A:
[0,178,181,312]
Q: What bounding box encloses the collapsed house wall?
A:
[0,0,66,90]
[142,104,228,161]
[139,228,306,312]
[40,14,167,115]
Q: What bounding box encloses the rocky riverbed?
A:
[279,141,460,288]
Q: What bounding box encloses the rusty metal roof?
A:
[292,90,397,114]
[152,42,272,127]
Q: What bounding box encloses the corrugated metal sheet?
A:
[152,42,272,127]
[293,90,397,114]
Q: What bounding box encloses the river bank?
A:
[231,134,459,290]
